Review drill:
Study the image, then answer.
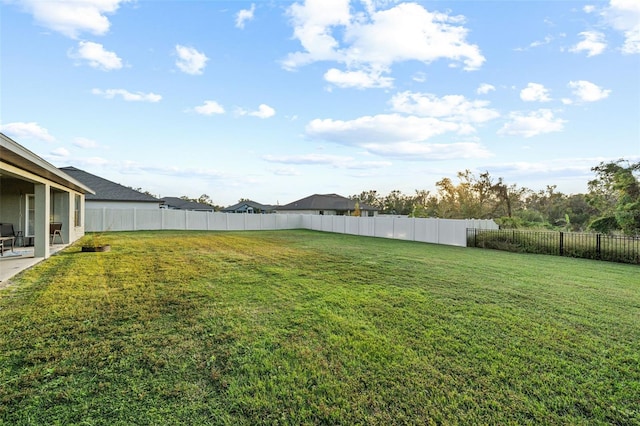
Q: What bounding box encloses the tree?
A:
[588,160,640,235]
[434,170,500,219]
[353,201,361,217]
[383,190,412,215]
[180,194,223,211]
[350,190,383,210]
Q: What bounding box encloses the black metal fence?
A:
[467,228,640,265]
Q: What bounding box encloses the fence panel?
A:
[392,218,414,241]
[85,208,498,247]
[438,219,466,247]
[414,218,436,244]
[468,228,639,264]
[373,217,395,239]
[345,217,359,235]
[136,209,162,230]
[186,210,208,230]
[105,209,135,231]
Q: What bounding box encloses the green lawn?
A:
[1,230,638,425]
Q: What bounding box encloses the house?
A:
[160,197,216,212]
[275,193,378,216]
[60,166,162,210]
[221,200,275,214]
[0,133,94,259]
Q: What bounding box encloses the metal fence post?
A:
[559,231,564,256]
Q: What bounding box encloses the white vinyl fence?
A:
[85,208,498,247]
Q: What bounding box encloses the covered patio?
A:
[0,133,93,284]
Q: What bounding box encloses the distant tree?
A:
[491,177,527,218]
[180,194,223,211]
[383,190,413,215]
[409,189,438,218]
[353,201,361,217]
[587,159,640,235]
[129,187,158,198]
[434,170,499,219]
[351,190,383,210]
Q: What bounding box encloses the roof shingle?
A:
[59,166,160,203]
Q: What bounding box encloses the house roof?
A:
[1,133,94,194]
[160,197,216,211]
[59,166,160,203]
[276,193,377,211]
[221,200,275,212]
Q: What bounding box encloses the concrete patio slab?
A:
[0,244,69,288]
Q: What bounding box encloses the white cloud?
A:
[83,157,110,166]
[361,141,491,160]
[175,45,208,75]
[0,122,56,142]
[119,161,225,179]
[15,0,131,39]
[251,104,276,119]
[271,167,302,176]
[193,100,225,115]
[476,83,495,95]
[284,1,484,88]
[264,153,390,169]
[73,137,99,148]
[237,104,276,118]
[236,4,256,29]
[602,0,640,54]
[324,68,394,89]
[584,5,596,13]
[412,72,427,83]
[514,35,553,52]
[344,4,485,70]
[498,109,566,138]
[520,83,552,102]
[570,31,607,56]
[307,114,463,145]
[568,80,611,102]
[92,88,162,102]
[50,147,70,157]
[69,41,123,70]
[390,92,500,124]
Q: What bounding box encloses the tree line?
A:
[349,159,640,236]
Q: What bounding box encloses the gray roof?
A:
[222,200,275,212]
[276,193,377,211]
[161,197,216,211]
[59,167,160,203]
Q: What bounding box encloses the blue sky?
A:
[1,0,638,206]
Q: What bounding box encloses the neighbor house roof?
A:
[221,200,275,213]
[1,133,94,194]
[160,197,216,211]
[276,193,377,211]
[59,166,160,203]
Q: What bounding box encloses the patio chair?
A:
[50,222,64,244]
[0,223,16,256]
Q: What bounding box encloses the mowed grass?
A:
[0,230,638,425]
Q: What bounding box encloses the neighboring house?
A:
[160,197,216,212]
[221,200,275,214]
[0,133,94,259]
[60,166,162,210]
[275,193,378,216]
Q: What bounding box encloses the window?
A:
[74,194,82,227]
[25,194,35,237]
